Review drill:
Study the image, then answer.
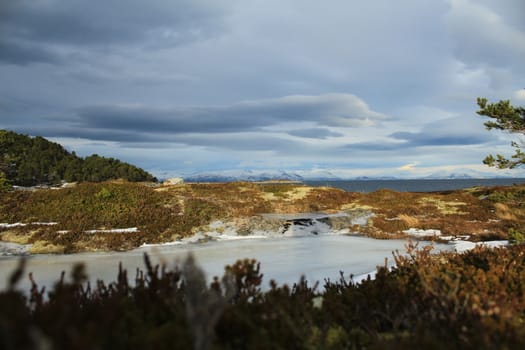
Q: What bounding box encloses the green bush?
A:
[508,228,525,244]
[0,171,11,192]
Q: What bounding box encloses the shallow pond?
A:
[0,235,452,292]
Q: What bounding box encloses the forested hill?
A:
[0,130,156,186]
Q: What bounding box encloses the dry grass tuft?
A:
[493,202,517,221]
[341,203,374,211]
[0,229,34,244]
[397,214,420,227]
[29,240,65,254]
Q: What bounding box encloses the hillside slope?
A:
[0,129,156,186]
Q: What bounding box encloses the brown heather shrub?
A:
[369,216,410,234]
[1,245,525,349]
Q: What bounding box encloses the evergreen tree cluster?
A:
[477,97,525,169]
[0,130,156,186]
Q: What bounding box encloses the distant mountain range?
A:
[183,170,307,183]
[181,168,525,182]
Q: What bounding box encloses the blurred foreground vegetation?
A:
[1,244,524,349]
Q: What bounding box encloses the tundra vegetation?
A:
[1,181,525,253]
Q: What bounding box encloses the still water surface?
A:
[306,178,525,192]
[0,235,450,292]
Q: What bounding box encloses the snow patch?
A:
[0,241,32,256]
[139,241,184,248]
[215,234,268,241]
[0,223,27,228]
[85,227,139,234]
[0,222,58,228]
[450,240,509,253]
[403,228,442,237]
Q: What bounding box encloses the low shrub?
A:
[1,245,524,349]
[508,228,525,244]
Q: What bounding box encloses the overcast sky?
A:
[1,0,525,178]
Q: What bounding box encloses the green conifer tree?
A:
[0,171,11,192]
[477,97,525,168]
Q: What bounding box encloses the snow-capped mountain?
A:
[174,167,525,183]
[184,169,305,182]
[422,168,523,180]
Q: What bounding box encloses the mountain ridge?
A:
[181,169,524,182]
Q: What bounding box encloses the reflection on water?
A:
[0,235,451,292]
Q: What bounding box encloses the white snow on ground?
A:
[215,234,269,241]
[451,240,509,253]
[351,213,373,226]
[85,227,139,234]
[439,235,471,241]
[0,241,32,256]
[0,222,58,228]
[138,218,343,248]
[0,223,27,228]
[140,241,184,248]
[191,218,348,243]
[403,228,442,237]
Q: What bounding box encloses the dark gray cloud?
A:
[389,131,487,146]
[12,125,159,144]
[0,39,60,65]
[7,93,385,155]
[72,93,387,136]
[288,128,343,139]
[172,134,303,152]
[0,0,228,65]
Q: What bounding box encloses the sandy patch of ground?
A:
[418,197,467,215]
[0,230,34,244]
[341,203,375,211]
[29,240,65,254]
[260,186,313,201]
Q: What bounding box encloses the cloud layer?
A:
[1,0,524,177]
